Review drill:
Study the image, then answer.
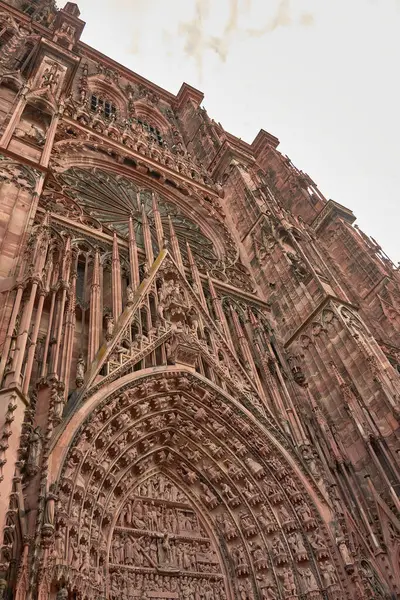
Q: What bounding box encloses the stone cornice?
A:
[251,128,280,154]
[312,199,356,233]
[175,83,204,111]
[207,139,255,181]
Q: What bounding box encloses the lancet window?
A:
[90,93,117,119]
[135,117,164,146]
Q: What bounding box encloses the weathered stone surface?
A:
[0,2,398,599]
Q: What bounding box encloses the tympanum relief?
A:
[50,373,345,600]
[109,477,223,600]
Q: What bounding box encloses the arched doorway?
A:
[48,368,347,600]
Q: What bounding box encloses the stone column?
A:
[0,388,26,548]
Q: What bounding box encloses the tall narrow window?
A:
[136,118,164,146]
[90,93,117,119]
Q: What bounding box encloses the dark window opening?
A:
[76,261,86,304]
[90,94,117,119]
[14,42,35,72]
[22,4,36,16]
[136,118,164,146]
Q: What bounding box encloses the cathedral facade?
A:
[0,1,399,599]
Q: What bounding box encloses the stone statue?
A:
[26,426,42,475]
[53,382,65,423]
[271,536,286,558]
[321,562,338,587]
[245,457,264,478]
[281,568,297,596]
[288,532,307,556]
[310,529,327,551]
[105,314,115,339]
[300,568,319,593]
[42,63,61,94]
[55,531,65,562]
[44,483,57,527]
[161,531,173,565]
[258,575,277,600]
[76,354,85,385]
[126,285,135,304]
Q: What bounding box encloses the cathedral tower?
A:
[0,2,399,599]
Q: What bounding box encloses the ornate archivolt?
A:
[44,369,348,600]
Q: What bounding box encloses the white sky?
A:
[73,0,400,262]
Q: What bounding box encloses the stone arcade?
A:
[0,1,399,599]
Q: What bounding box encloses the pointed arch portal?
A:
[48,368,347,600]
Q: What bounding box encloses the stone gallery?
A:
[0,1,399,598]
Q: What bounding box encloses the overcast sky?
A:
[74,0,400,262]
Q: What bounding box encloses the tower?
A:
[0,2,399,599]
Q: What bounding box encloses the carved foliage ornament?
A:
[48,372,346,600]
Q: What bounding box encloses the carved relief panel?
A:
[51,373,346,600]
[109,475,225,600]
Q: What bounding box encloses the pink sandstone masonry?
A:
[0,1,399,599]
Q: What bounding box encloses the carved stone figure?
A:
[321,562,338,588]
[278,504,293,525]
[288,532,307,559]
[69,537,80,569]
[55,531,65,562]
[240,511,257,536]
[75,354,85,385]
[44,483,57,527]
[310,529,328,554]
[216,513,237,539]
[296,503,315,528]
[281,568,297,596]
[259,504,276,532]
[271,536,286,559]
[26,426,42,475]
[245,457,264,478]
[80,549,90,574]
[159,532,173,566]
[300,567,319,593]
[220,482,237,502]
[258,575,278,600]
[42,62,61,94]
[105,314,115,339]
[243,479,260,505]
[126,285,135,304]
[53,382,66,423]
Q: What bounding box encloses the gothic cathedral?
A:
[0,2,399,599]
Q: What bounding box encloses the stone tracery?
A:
[58,168,219,270]
[49,370,345,600]
[0,2,398,598]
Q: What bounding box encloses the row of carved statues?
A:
[109,572,226,600]
[107,567,338,600]
[136,477,189,503]
[111,531,219,573]
[118,500,202,536]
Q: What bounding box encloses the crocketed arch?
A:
[48,368,349,600]
[87,75,128,118]
[133,99,170,134]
